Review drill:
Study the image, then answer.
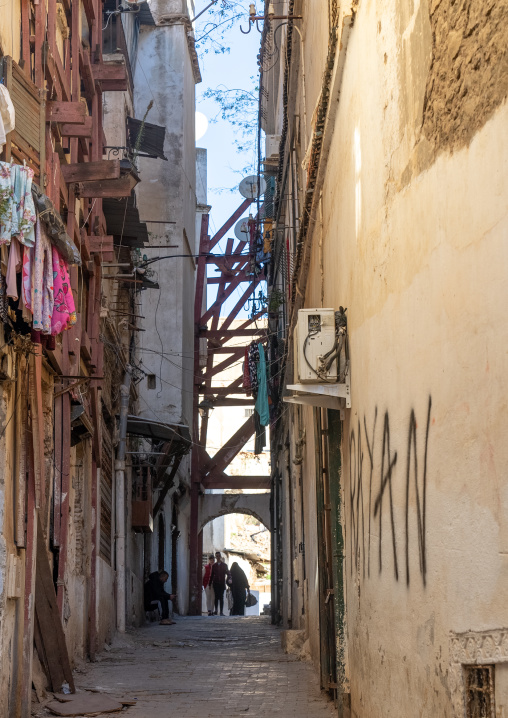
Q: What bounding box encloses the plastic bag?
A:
[245,591,257,608]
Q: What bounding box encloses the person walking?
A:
[209,551,231,616]
[230,562,250,616]
[202,554,215,616]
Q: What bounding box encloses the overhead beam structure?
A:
[188,203,270,614]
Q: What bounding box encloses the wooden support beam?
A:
[200,329,266,339]
[209,197,254,251]
[206,270,253,284]
[53,46,71,101]
[77,176,134,198]
[89,235,114,253]
[79,228,91,262]
[92,61,127,82]
[206,398,255,407]
[79,47,95,98]
[61,160,120,183]
[47,101,86,124]
[92,62,128,91]
[219,278,263,332]
[200,273,253,325]
[238,311,267,329]
[202,416,255,479]
[201,385,249,396]
[203,476,271,490]
[153,452,184,518]
[82,0,96,23]
[205,349,244,379]
[60,116,93,137]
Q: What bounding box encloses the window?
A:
[465,665,495,718]
[147,374,156,390]
[245,408,254,417]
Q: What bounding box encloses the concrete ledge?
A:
[280,629,306,655]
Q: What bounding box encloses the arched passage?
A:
[198,493,271,533]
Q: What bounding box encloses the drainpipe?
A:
[115,364,132,633]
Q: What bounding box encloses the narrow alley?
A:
[0,0,507,715]
[44,618,336,718]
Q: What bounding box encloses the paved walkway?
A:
[70,616,336,718]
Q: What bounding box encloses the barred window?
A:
[465,665,495,718]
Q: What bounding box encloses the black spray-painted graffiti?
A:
[349,396,432,587]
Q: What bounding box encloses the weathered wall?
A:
[280,0,508,713]
[0,0,21,63]
[134,17,197,430]
[63,444,91,661]
[96,557,116,649]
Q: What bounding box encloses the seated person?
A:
[144,570,176,625]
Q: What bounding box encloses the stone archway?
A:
[199,493,271,533]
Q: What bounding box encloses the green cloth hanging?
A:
[255,342,270,426]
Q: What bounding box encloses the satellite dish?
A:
[239,175,266,199]
[234,217,251,242]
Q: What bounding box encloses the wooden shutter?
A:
[1,57,43,182]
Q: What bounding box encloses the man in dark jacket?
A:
[144,570,176,625]
[209,552,231,616]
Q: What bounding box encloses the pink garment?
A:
[23,218,53,334]
[51,247,76,335]
[6,237,21,299]
[21,242,32,314]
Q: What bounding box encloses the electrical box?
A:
[296,308,337,383]
[132,465,153,534]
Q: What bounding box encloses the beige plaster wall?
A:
[0,0,21,62]
[289,0,508,713]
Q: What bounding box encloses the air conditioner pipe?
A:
[115,364,132,633]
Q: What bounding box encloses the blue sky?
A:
[194,2,261,252]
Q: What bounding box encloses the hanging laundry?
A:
[248,342,259,395]
[51,246,76,335]
[0,162,36,246]
[253,409,266,455]
[0,271,8,324]
[255,342,270,427]
[22,219,53,333]
[0,85,15,154]
[11,163,36,246]
[243,346,252,394]
[6,236,21,299]
[32,220,53,334]
[0,163,13,242]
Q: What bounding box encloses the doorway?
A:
[157,513,165,572]
[314,408,344,704]
[171,502,179,598]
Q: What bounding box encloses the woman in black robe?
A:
[230,562,250,616]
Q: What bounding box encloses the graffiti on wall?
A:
[349,396,432,587]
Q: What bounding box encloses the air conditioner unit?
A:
[296,308,337,383]
[265,134,281,162]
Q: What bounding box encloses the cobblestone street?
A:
[67,617,336,718]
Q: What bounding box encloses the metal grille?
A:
[465,665,495,718]
[100,428,113,564]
